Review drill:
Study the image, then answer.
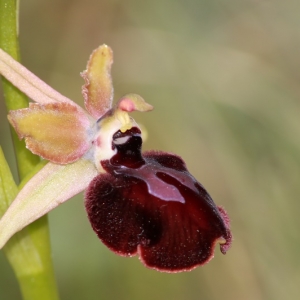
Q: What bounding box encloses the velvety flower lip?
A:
[0,45,232,272]
[85,127,232,272]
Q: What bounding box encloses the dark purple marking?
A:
[85,128,232,272]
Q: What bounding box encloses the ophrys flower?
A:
[0,45,231,272]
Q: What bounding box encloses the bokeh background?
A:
[1,0,300,299]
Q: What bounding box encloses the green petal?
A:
[0,159,98,249]
[81,44,113,119]
[8,102,92,164]
[117,94,154,112]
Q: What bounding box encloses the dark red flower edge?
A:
[85,128,232,272]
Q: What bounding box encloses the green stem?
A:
[0,1,59,299]
[0,0,40,179]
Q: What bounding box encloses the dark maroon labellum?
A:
[85,127,232,272]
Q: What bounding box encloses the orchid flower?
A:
[0,45,232,272]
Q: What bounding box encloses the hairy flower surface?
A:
[86,127,231,272]
[0,45,231,272]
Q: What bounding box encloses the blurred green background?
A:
[1,0,300,299]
